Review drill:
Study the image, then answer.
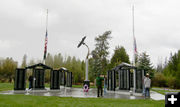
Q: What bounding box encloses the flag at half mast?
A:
[133,35,138,66]
[43,9,48,60]
[133,36,137,55]
[43,30,48,60]
[132,4,137,66]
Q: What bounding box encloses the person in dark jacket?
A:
[28,75,33,89]
[96,75,104,97]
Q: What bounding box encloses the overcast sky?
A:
[0,0,180,67]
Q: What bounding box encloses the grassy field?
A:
[0,83,165,107]
[0,83,96,92]
[0,94,164,107]
[0,83,13,91]
[0,82,50,92]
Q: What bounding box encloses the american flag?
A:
[133,36,137,54]
[43,30,48,60]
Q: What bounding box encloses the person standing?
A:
[96,74,104,97]
[28,75,33,90]
[144,73,151,98]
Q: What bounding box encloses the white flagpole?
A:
[132,5,136,66]
[46,9,48,33]
[43,9,48,64]
[132,4,136,94]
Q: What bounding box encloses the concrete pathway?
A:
[152,87,180,91]
[0,87,165,100]
[150,87,180,100]
[0,87,143,99]
[150,90,165,100]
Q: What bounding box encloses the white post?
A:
[132,4,136,94]
[85,58,89,81]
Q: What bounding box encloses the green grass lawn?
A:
[0,83,13,91]
[0,82,96,92]
[0,94,164,107]
[0,82,51,92]
[0,83,165,107]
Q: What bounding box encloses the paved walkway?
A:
[152,87,180,91]
[150,90,164,100]
[0,87,164,100]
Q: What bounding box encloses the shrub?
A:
[152,73,167,87]
[166,76,176,89]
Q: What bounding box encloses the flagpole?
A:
[132,5,135,66]
[46,9,48,33]
[43,9,48,64]
[132,4,136,94]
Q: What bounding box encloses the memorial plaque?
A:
[14,68,26,90]
[50,70,60,89]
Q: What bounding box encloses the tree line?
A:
[88,31,154,82]
[44,53,85,84]
[0,30,153,84]
[0,58,17,82]
[0,30,179,89]
[153,50,180,89]
[0,53,85,84]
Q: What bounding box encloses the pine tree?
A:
[163,50,180,88]
[91,31,111,76]
[110,46,130,68]
[21,54,27,68]
[138,52,153,70]
[138,52,154,78]
[45,53,54,68]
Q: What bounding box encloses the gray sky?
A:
[0,0,179,67]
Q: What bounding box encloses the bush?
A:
[166,76,176,89]
[175,79,180,89]
[152,72,180,89]
[152,73,167,87]
[175,67,180,89]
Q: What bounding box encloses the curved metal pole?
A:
[83,43,90,59]
[83,43,90,81]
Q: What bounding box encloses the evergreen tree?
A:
[45,53,54,68]
[110,46,130,68]
[138,52,154,78]
[64,56,72,69]
[90,31,111,76]
[21,54,27,68]
[156,57,163,72]
[28,59,35,66]
[163,50,180,88]
[53,54,63,69]
[138,52,153,70]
